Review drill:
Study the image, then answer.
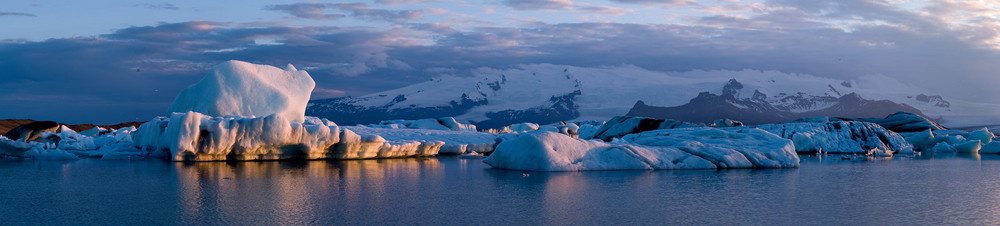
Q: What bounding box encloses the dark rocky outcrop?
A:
[3,121,59,141]
[0,119,145,140]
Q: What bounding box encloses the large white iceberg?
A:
[166,60,315,123]
[131,112,499,161]
[134,112,341,161]
[483,127,798,171]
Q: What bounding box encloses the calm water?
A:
[3,154,1000,225]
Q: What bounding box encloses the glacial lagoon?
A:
[3,154,1000,225]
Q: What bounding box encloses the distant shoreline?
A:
[0,119,144,135]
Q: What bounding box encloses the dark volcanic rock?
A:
[4,121,59,141]
[0,119,146,140]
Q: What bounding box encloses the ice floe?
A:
[484,127,798,171]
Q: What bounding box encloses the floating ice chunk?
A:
[133,112,341,161]
[79,126,107,137]
[586,116,702,141]
[968,128,994,144]
[166,60,315,123]
[980,141,1000,154]
[459,151,485,159]
[0,136,34,156]
[854,111,947,133]
[620,127,799,168]
[344,125,497,155]
[901,129,936,150]
[931,142,955,152]
[24,147,78,160]
[375,117,477,131]
[484,127,797,171]
[710,119,744,127]
[868,148,893,157]
[508,123,540,133]
[575,124,601,139]
[758,121,912,154]
[953,140,981,153]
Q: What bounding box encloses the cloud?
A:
[265,2,424,23]
[264,2,346,21]
[502,0,574,10]
[608,0,693,6]
[0,22,423,123]
[5,0,1000,123]
[134,3,180,10]
[574,5,633,15]
[0,11,36,17]
[329,3,424,23]
[375,0,433,6]
[311,88,348,99]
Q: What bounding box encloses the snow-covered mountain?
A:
[626,79,934,125]
[306,64,959,128]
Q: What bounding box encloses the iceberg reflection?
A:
[174,158,440,224]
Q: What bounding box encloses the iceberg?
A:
[344,125,498,155]
[372,117,477,132]
[166,60,315,123]
[0,125,137,159]
[585,116,702,141]
[133,112,342,161]
[757,121,912,154]
[131,112,501,161]
[898,127,996,154]
[483,127,798,171]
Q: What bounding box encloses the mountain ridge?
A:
[305,64,953,128]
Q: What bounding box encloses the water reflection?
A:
[800,152,1000,164]
[482,167,804,225]
[7,154,1000,225]
[173,158,441,225]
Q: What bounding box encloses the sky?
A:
[1,0,999,124]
